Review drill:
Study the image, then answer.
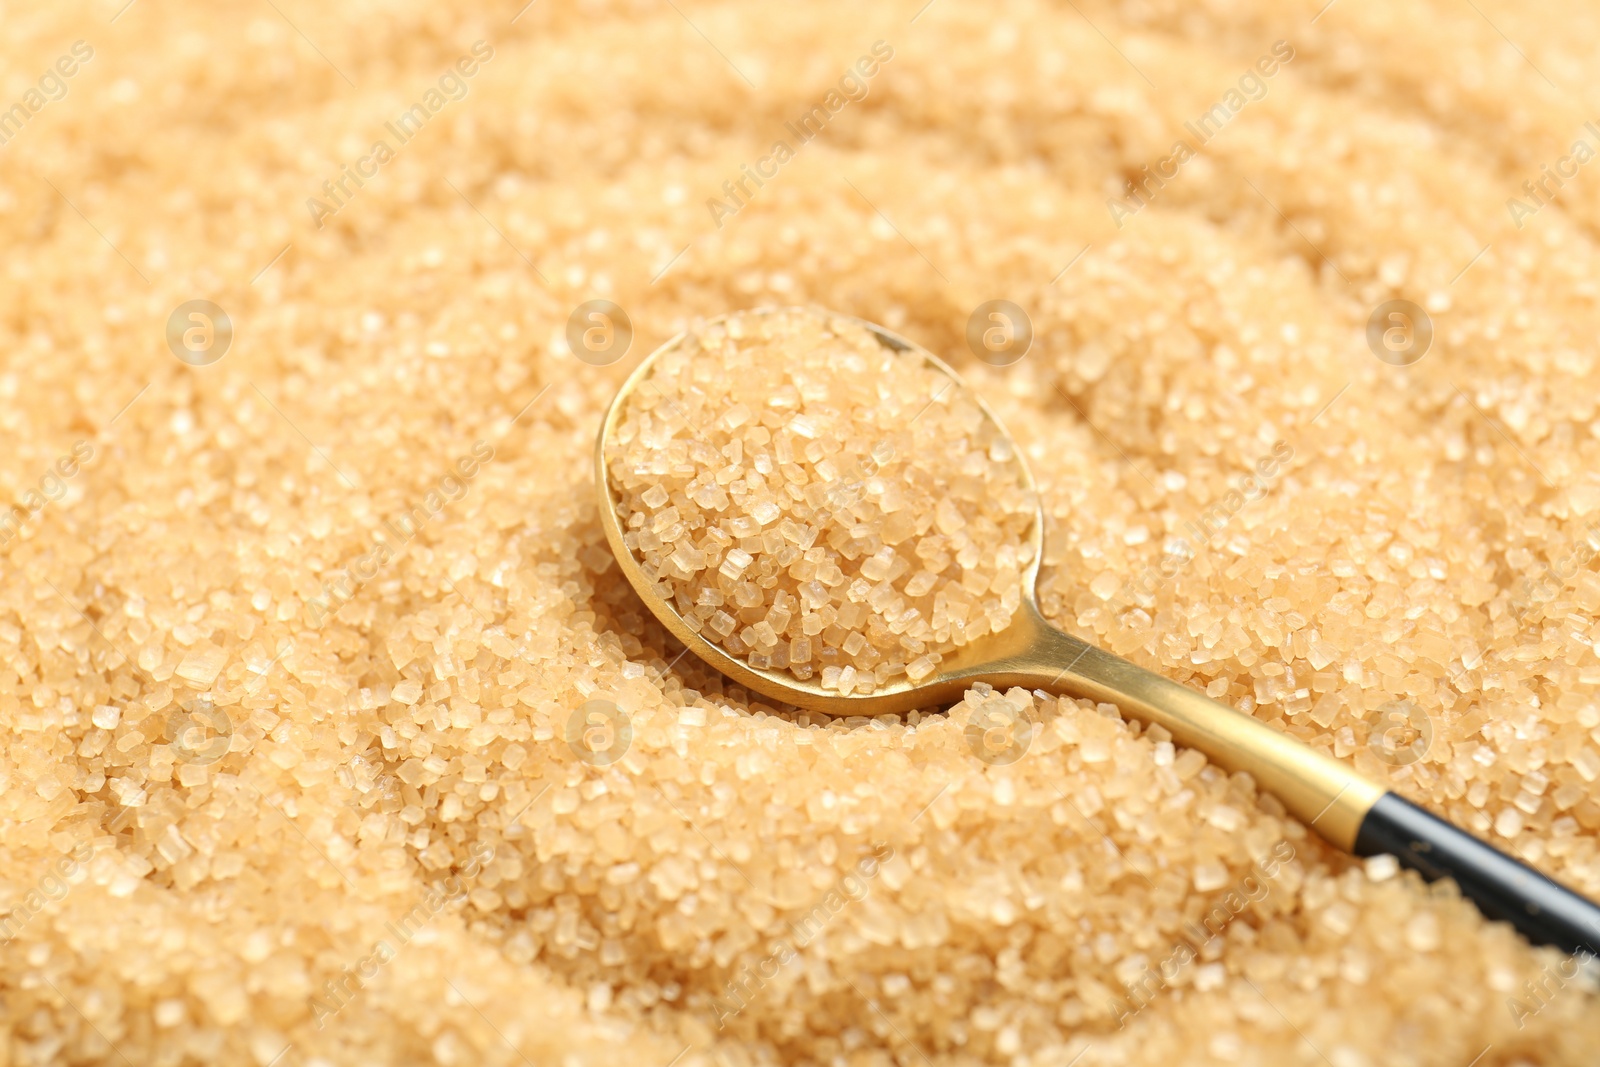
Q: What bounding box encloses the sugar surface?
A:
[0,2,1597,1066]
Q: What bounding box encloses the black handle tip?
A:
[1355,792,1600,958]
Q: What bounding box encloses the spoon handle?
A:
[1353,793,1600,957]
[1038,624,1600,955]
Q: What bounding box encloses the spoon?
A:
[594,305,1600,957]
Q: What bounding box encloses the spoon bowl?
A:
[597,307,1049,716]
[594,305,1600,958]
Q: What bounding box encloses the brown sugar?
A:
[1,0,1599,1065]
[604,307,1035,689]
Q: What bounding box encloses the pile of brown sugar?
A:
[2,0,1600,1065]
[604,307,1035,690]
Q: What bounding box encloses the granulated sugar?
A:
[605,308,1035,689]
[2,1,1599,1065]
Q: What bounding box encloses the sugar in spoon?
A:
[593,305,1600,957]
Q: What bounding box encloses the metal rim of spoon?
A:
[593,304,1600,958]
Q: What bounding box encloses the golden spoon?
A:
[594,305,1600,956]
